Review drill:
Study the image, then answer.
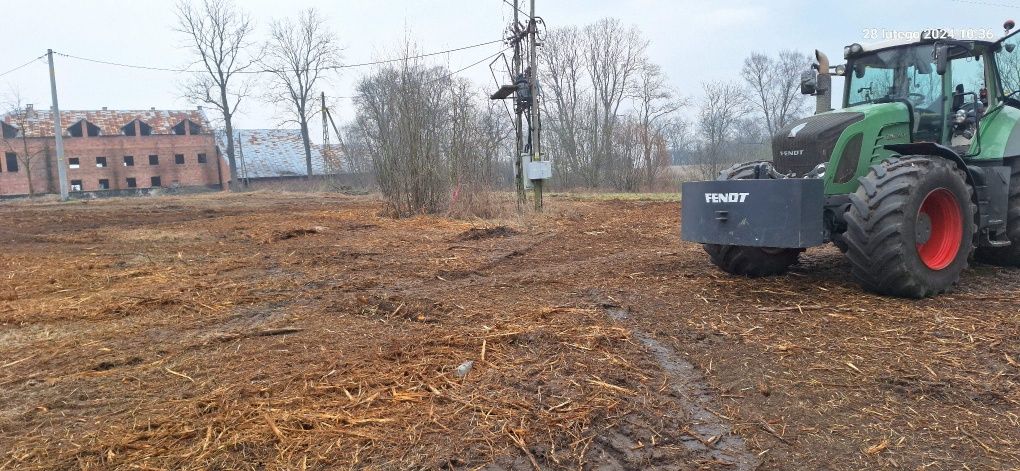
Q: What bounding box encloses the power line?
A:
[332,39,506,70]
[947,0,1017,8]
[54,52,193,73]
[0,54,47,79]
[501,0,528,17]
[51,39,508,75]
[334,45,513,100]
[433,46,513,84]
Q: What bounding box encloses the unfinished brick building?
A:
[0,107,226,197]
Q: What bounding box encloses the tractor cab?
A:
[839,27,1020,156]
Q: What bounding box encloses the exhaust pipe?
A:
[815,50,832,114]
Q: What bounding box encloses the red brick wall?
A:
[0,132,225,196]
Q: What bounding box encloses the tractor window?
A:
[847,45,945,142]
[995,32,1020,98]
[950,53,988,119]
[847,66,894,106]
[846,45,942,110]
[952,55,986,94]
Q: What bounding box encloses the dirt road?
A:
[1,193,1017,470]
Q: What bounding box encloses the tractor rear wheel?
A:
[975,157,1020,266]
[844,156,976,298]
[703,162,802,278]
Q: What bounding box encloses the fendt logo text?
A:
[704,192,750,203]
[779,150,805,157]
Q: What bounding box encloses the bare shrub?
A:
[353,44,512,218]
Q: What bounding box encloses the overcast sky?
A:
[2,0,1015,142]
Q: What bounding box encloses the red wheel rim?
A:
[916,188,963,270]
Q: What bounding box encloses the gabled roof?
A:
[1,109,212,138]
[216,129,328,179]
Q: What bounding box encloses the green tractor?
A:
[681,22,1020,298]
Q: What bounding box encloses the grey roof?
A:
[217,129,328,179]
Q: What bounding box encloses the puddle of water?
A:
[605,307,757,470]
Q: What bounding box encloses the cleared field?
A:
[0,192,1018,470]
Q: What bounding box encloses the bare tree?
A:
[541,19,654,190]
[741,50,811,138]
[2,92,49,197]
[541,25,588,188]
[355,43,451,216]
[606,117,643,191]
[337,121,375,186]
[584,18,647,187]
[693,81,753,180]
[264,8,341,178]
[445,79,512,216]
[632,62,686,189]
[175,0,260,191]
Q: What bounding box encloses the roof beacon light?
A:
[844,43,863,59]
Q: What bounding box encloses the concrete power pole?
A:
[513,0,525,212]
[528,0,542,211]
[47,49,69,201]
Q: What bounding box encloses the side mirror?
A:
[800,70,818,95]
[936,45,949,75]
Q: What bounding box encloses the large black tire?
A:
[975,157,1020,265]
[844,156,976,298]
[702,162,802,278]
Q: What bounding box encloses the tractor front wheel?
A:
[844,156,976,298]
[704,244,801,277]
[702,162,802,278]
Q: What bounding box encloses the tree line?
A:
[1,0,817,210]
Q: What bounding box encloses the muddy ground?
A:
[0,192,1018,470]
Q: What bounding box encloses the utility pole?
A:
[237,132,248,187]
[528,0,542,211]
[322,91,330,177]
[513,0,526,212]
[47,49,68,201]
[491,0,543,212]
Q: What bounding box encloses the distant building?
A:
[217,129,328,183]
[0,107,226,197]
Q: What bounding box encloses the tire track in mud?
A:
[600,302,757,470]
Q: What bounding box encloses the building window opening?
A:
[69,120,101,137]
[173,119,203,135]
[123,156,134,167]
[5,153,18,172]
[151,176,161,187]
[149,155,159,165]
[70,180,82,191]
[98,179,110,190]
[96,157,108,168]
[69,157,80,169]
[122,121,152,136]
[126,177,137,188]
[197,153,207,164]
[175,154,185,165]
[1,123,17,139]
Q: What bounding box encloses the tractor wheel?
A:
[975,157,1020,266]
[844,156,976,298]
[703,162,802,278]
